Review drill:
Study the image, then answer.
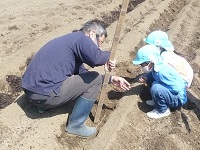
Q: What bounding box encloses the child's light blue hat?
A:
[133,45,161,65]
[143,30,174,51]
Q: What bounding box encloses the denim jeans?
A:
[150,83,183,113]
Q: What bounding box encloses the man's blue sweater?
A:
[22,31,110,96]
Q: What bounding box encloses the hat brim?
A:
[161,40,174,51]
[144,37,174,51]
[132,59,144,65]
[160,40,174,51]
[143,38,149,44]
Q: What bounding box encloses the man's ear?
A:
[88,30,96,38]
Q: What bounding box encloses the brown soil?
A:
[0,0,200,150]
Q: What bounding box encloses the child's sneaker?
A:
[146,99,155,106]
[147,108,170,119]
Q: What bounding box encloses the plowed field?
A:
[0,0,200,150]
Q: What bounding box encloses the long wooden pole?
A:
[94,0,130,123]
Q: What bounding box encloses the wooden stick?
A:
[94,0,130,123]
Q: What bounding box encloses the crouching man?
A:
[22,19,130,138]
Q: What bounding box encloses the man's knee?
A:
[80,71,102,84]
[89,71,102,90]
[90,71,102,82]
[81,71,103,99]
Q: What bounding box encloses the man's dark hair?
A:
[79,19,107,37]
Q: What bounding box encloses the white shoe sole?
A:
[147,109,170,119]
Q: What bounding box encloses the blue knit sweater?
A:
[22,31,110,96]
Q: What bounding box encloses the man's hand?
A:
[104,59,116,72]
[111,76,131,91]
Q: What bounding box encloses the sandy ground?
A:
[0,0,200,150]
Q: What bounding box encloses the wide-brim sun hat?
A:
[143,30,174,51]
[132,45,161,65]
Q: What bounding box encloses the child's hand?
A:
[139,75,147,84]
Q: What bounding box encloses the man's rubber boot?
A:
[65,96,96,138]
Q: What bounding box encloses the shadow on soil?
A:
[185,91,200,121]
[15,94,75,119]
